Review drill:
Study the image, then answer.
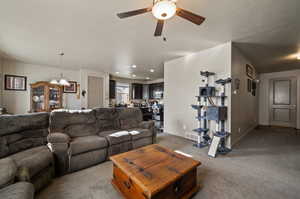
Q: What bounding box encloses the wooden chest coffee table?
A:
[110,144,201,199]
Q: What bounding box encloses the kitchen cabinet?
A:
[132,83,143,99]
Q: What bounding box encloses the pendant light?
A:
[50,51,70,86]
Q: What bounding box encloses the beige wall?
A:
[164,42,260,147]
[1,59,109,114]
[231,45,259,146]
[164,42,232,146]
[259,70,300,129]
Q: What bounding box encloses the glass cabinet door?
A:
[48,86,61,110]
[31,86,45,112]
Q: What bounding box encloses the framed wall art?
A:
[63,81,77,93]
[4,74,27,91]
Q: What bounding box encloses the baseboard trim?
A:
[231,125,259,147]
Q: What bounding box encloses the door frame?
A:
[269,76,297,128]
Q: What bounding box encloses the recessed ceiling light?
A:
[150,69,155,73]
[115,71,120,74]
[132,65,137,68]
[132,74,136,77]
[146,77,150,80]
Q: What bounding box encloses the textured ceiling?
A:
[0,0,299,79]
[234,21,300,73]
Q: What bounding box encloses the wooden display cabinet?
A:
[30,81,63,112]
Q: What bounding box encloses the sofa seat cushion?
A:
[99,130,131,145]
[0,158,17,189]
[0,182,34,199]
[70,136,108,156]
[11,146,53,179]
[128,128,153,140]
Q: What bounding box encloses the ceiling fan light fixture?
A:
[152,0,177,20]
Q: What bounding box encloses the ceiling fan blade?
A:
[176,8,205,25]
[154,20,164,37]
[117,7,152,18]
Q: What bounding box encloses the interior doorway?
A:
[88,76,104,109]
[269,77,297,128]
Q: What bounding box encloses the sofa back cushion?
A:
[94,108,120,132]
[49,109,97,138]
[0,113,49,159]
[118,108,143,130]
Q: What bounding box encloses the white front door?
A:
[88,76,103,109]
[269,77,297,128]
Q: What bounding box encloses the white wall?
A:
[2,59,109,114]
[259,70,300,129]
[164,42,232,145]
[231,46,259,146]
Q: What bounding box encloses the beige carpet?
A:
[37,127,300,199]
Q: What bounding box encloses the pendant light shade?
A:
[50,79,59,85]
[50,51,70,86]
[59,78,70,86]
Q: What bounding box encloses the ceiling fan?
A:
[117,0,206,37]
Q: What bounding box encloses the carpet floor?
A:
[37,127,300,199]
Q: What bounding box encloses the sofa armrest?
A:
[47,133,70,176]
[0,158,17,189]
[139,121,157,143]
[47,132,70,144]
[139,121,155,129]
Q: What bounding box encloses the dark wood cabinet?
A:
[109,80,116,99]
[132,83,143,99]
[149,83,164,99]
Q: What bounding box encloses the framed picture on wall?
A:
[63,81,77,93]
[4,74,27,91]
[246,64,254,79]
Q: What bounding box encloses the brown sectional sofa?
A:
[0,113,55,199]
[0,108,156,198]
[48,108,156,174]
